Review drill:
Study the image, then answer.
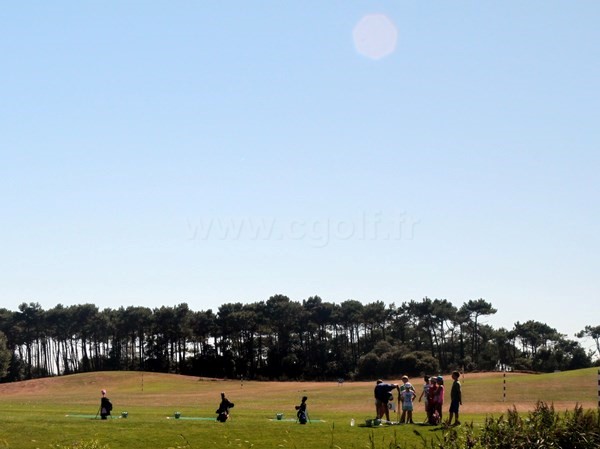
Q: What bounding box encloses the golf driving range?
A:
[0,369,598,449]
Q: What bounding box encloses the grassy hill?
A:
[0,368,597,449]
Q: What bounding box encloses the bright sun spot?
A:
[353,14,398,60]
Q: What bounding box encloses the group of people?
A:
[98,373,462,426]
[98,389,236,422]
[374,370,462,426]
[98,390,309,424]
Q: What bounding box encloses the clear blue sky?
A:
[1,2,598,348]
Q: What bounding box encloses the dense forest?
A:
[0,295,598,383]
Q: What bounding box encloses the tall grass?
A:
[429,402,600,449]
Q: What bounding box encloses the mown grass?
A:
[0,369,597,449]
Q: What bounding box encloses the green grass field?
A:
[0,368,597,449]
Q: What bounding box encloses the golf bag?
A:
[387,393,395,411]
[297,409,307,424]
[216,404,234,422]
[100,397,112,420]
[429,409,440,425]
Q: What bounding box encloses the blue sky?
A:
[1,2,598,348]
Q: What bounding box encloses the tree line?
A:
[0,295,597,383]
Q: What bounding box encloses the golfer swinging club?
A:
[216,392,234,422]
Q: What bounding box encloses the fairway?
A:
[0,369,597,449]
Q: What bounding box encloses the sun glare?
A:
[353,13,398,60]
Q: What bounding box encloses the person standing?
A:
[446,371,462,426]
[374,379,399,421]
[400,382,417,424]
[295,396,308,424]
[100,389,112,420]
[398,377,415,423]
[427,377,439,424]
[418,375,431,422]
[400,375,410,391]
[434,376,445,424]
